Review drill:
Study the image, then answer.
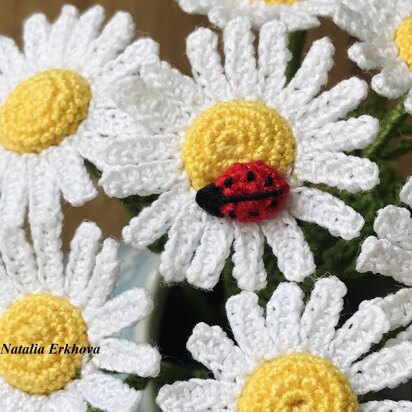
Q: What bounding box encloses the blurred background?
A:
[2,0,401,249]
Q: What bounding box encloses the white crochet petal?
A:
[82,11,135,77]
[47,144,97,207]
[279,37,334,114]
[46,5,79,67]
[80,372,141,412]
[93,338,160,377]
[356,237,412,285]
[98,38,159,84]
[123,186,188,249]
[223,18,257,99]
[0,226,40,294]
[261,209,315,282]
[276,9,319,32]
[85,288,153,341]
[294,151,379,192]
[299,115,380,153]
[287,187,364,240]
[374,205,412,250]
[296,78,367,129]
[0,151,9,191]
[23,12,51,71]
[0,36,31,88]
[405,88,412,115]
[100,160,180,198]
[63,5,105,68]
[0,156,28,227]
[232,222,266,292]
[0,260,22,312]
[387,324,412,348]
[186,217,233,290]
[27,156,61,224]
[187,28,231,101]
[71,131,109,172]
[105,136,180,166]
[349,342,412,395]
[45,386,87,412]
[157,379,237,412]
[361,401,412,412]
[265,282,304,353]
[372,63,412,99]
[226,292,272,359]
[65,222,102,305]
[329,305,390,373]
[258,20,290,103]
[83,238,120,310]
[160,201,206,283]
[187,323,254,382]
[0,381,42,412]
[400,177,412,207]
[348,41,398,71]
[299,277,346,357]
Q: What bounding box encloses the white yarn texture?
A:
[157,276,412,411]
[333,0,412,113]
[0,219,160,412]
[0,5,158,228]
[102,18,379,291]
[177,0,337,30]
[357,181,412,285]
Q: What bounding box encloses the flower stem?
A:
[286,31,307,83]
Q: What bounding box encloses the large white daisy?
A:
[357,181,412,285]
[177,0,336,30]
[333,0,412,112]
[101,18,379,291]
[0,5,157,228]
[0,220,160,412]
[157,276,412,411]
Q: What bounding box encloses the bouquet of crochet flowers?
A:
[1,0,412,411]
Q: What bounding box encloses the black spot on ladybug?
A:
[247,171,256,182]
[195,161,290,223]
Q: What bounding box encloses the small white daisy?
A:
[333,0,412,112]
[0,5,157,228]
[0,220,160,412]
[101,18,379,291]
[157,276,412,412]
[357,180,412,285]
[177,0,336,30]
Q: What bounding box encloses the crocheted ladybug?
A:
[196,161,290,223]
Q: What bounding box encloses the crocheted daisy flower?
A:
[333,0,412,112]
[357,181,412,285]
[101,18,379,291]
[0,5,156,228]
[177,0,335,30]
[157,276,412,411]
[0,221,160,412]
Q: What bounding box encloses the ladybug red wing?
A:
[196,161,290,223]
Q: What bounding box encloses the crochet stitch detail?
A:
[256,0,297,4]
[395,15,412,70]
[238,353,358,412]
[182,100,296,190]
[0,293,89,395]
[0,69,91,154]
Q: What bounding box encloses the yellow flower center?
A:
[0,294,89,395]
[395,15,412,70]
[183,100,296,190]
[238,353,358,412]
[0,69,91,154]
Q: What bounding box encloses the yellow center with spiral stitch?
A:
[238,353,358,412]
[395,15,412,70]
[0,294,89,395]
[0,69,91,154]
[182,100,296,190]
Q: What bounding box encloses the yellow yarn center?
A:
[0,294,89,395]
[183,100,296,190]
[238,353,358,412]
[0,69,91,154]
[395,15,412,70]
